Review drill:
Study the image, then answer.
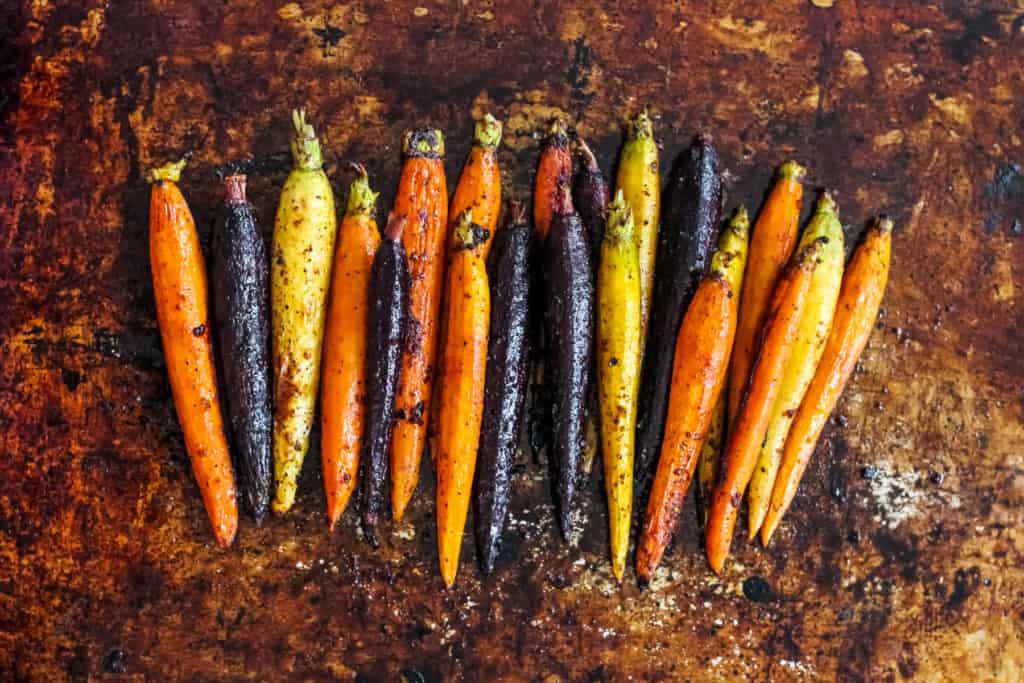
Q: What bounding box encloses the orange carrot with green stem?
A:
[635,208,748,584]
[148,159,238,546]
[727,162,806,429]
[390,128,448,522]
[450,114,502,257]
[321,164,380,529]
[761,217,893,544]
[705,238,825,573]
[435,209,491,587]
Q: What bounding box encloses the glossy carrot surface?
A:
[149,159,237,546]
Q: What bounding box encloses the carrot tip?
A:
[873,214,895,234]
[508,200,527,226]
[223,174,246,203]
[346,166,378,217]
[625,110,654,140]
[403,128,445,158]
[573,136,600,172]
[383,212,407,242]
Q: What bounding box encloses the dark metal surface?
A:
[2,1,1023,680]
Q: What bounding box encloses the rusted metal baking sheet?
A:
[2,1,1022,680]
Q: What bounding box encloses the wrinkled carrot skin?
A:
[149,160,238,546]
[436,211,490,587]
[533,119,571,242]
[390,129,448,522]
[761,218,892,544]
[635,211,748,584]
[321,167,380,530]
[705,239,824,573]
[450,114,502,258]
[727,162,806,430]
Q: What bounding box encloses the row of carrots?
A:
[147,109,892,586]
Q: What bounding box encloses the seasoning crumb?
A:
[413,7,429,17]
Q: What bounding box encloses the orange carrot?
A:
[321,165,380,530]
[761,217,893,544]
[705,238,825,573]
[390,129,449,522]
[450,114,502,257]
[435,210,491,587]
[727,162,805,429]
[533,119,572,242]
[148,160,237,546]
[635,211,748,584]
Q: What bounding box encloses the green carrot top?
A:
[290,109,323,171]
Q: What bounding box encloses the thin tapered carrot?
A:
[321,165,380,530]
[761,217,893,544]
[705,238,826,573]
[635,209,748,584]
[148,159,238,546]
[390,129,448,522]
[436,209,490,587]
[727,162,806,431]
[533,119,572,242]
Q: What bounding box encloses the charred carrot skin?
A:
[321,166,380,530]
[390,129,448,522]
[533,119,572,243]
[705,239,825,573]
[436,210,491,587]
[596,192,641,581]
[210,174,272,526]
[727,161,806,430]
[747,194,844,539]
[696,208,751,527]
[271,110,338,515]
[450,114,502,258]
[615,111,660,343]
[573,137,609,479]
[474,202,531,575]
[635,134,721,496]
[361,214,409,545]
[635,209,747,584]
[761,217,892,544]
[149,160,238,546]
[544,183,595,541]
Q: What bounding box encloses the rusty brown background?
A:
[2,0,1023,680]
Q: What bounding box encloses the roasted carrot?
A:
[695,208,751,527]
[596,191,641,581]
[727,161,806,431]
[705,238,825,573]
[321,165,380,530]
[635,135,721,496]
[474,202,532,575]
[614,111,660,343]
[361,214,409,545]
[211,173,272,526]
[544,182,595,541]
[429,115,502,466]
[450,114,502,258]
[533,119,572,242]
[270,110,338,515]
[390,128,448,522]
[635,209,747,584]
[761,217,893,544]
[436,209,491,587]
[746,194,844,539]
[573,136,610,479]
[148,159,237,546]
